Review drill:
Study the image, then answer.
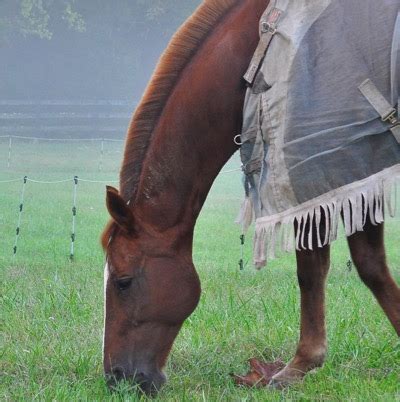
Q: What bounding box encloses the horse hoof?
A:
[268,376,290,390]
[268,367,304,389]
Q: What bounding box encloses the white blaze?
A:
[103,262,109,357]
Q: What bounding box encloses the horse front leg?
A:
[347,220,400,335]
[270,244,331,387]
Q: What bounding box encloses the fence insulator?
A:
[70,176,79,261]
[13,176,28,257]
[239,234,246,271]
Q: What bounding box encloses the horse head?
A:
[102,186,201,394]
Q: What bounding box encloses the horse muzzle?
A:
[105,365,166,395]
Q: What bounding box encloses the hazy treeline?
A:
[0,0,201,101]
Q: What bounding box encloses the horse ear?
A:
[106,186,135,232]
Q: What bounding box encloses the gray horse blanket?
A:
[239,0,400,267]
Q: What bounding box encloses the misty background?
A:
[0,0,201,138]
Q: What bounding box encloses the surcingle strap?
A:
[359,79,400,143]
[243,7,284,85]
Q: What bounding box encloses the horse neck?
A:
[134,0,267,240]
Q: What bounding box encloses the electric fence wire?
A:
[0,134,124,142]
[0,167,241,186]
[0,177,25,184]
[27,178,73,184]
[0,177,119,184]
[3,167,242,259]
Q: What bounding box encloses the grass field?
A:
[1,139,400,401]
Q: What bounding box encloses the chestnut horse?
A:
[102,0,400,394]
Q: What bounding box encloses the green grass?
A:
[1,140,399,401]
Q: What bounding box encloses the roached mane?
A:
[119,0,241,201]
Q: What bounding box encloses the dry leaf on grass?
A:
[232,358,285,387]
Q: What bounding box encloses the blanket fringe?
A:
[239,166,400,269]
[236,196,254,233]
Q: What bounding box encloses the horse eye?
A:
[116,277,133,291]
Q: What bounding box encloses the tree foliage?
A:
[0,0,200,41]
[0,0,85,40]
[0,0,202,100]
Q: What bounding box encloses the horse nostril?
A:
[137,372,166,396]
[136,371,145,380]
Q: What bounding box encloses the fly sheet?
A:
[239,0,400,268]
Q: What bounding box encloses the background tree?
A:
[0,0,202,100]
[0,0,200,42]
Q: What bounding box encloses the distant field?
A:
[1,141,399,401]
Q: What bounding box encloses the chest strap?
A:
[243,7,284,86]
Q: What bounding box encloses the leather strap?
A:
[243,7,284,85]
[391,13,400,104]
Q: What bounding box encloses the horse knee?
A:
[297,266,325,291]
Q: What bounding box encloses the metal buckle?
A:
[261,22,277,34]
[382,109,398,125]
[390,121,400,131]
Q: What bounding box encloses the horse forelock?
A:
[101,220,117,251]
[119,0,242,202]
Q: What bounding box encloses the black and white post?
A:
[70,176,79,261]
[13,176,28,258]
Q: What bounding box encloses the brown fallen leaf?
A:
[232,358,285,388]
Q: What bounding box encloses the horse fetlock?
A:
[294,344,327,369]
[268,348,326,389]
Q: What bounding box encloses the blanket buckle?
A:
[382,109,398,125]
[261,22,277,35]
[359,79,400,142]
